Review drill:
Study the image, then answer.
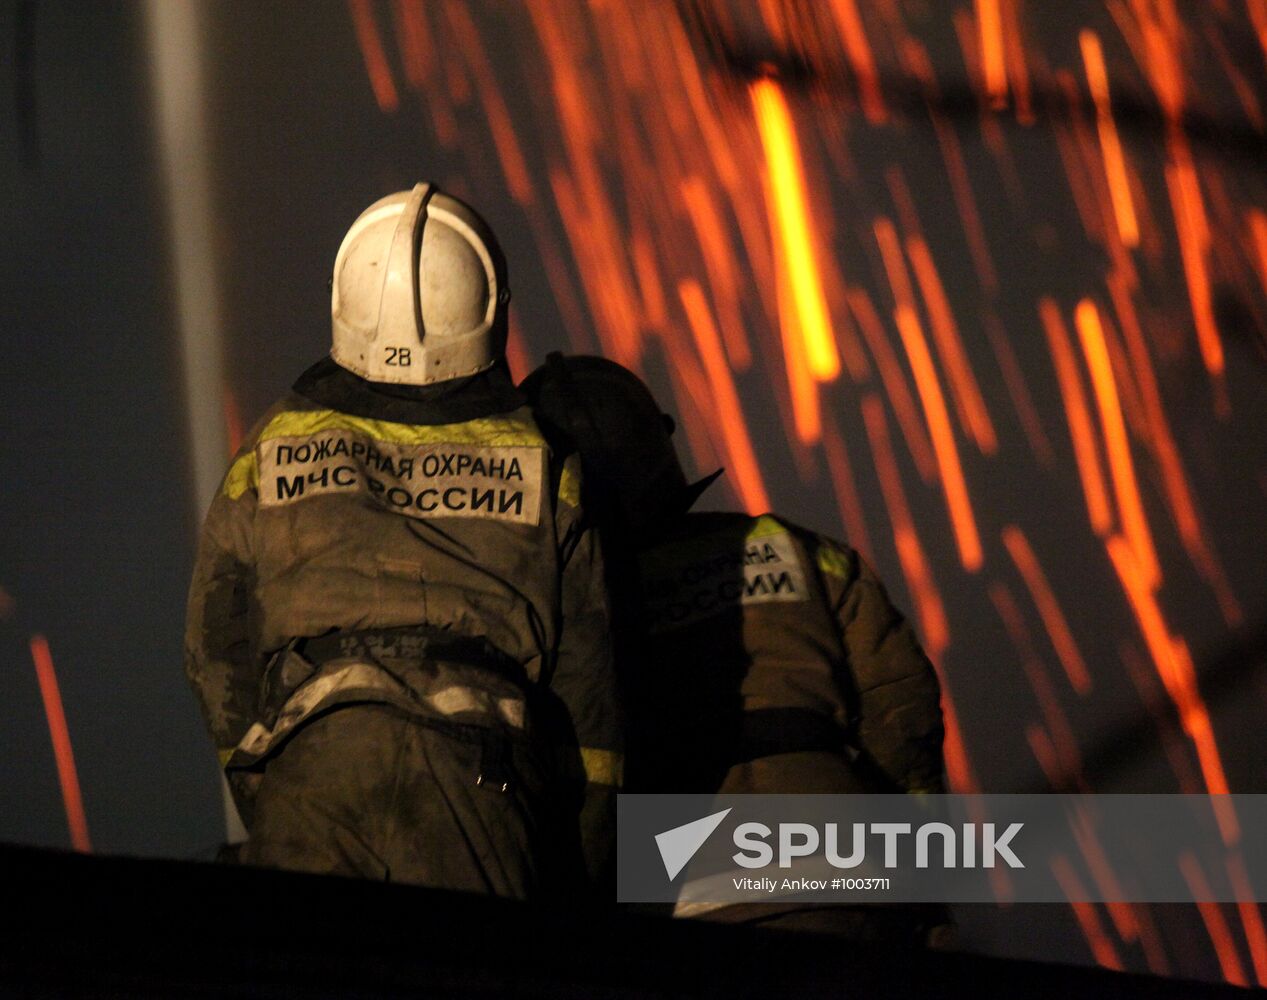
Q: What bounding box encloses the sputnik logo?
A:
[654,808,732,880]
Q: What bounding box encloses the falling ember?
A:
[749,77,840,383]
[859,394,949,659]
[1075,300,1161,591]
[1050,855,1125,971]
[890,296,984,572]
[1105,536,1236,843]
[826,0,887,124]
[1165,152,1225,379]
[1079,30,1139,248]
[347,0,400,113]
[1039,299,1114,536]
[1225,853,1267,987]
[1001,525,1093,695]
[29,635,91,853]
[1179,854,1250,987]
[975,0,1009,110]
[678,279,771,513]
[905,235,998,455]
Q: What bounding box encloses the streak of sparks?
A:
[905,235,998,454]
[1079,30,1139,248]
[678,279,771,513]
[750,78,841,383]
[1225,853,1267,987]
[29,635,91,853]
[1040,298,1114,535]
[1001,525,1093,695]
[1179,854,1250,987]
[1051,855,1125,970]
[347,0,400,113]
[1075,299,1161,590]
[975,0,1009,110]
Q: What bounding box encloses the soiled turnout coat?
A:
[185,358,621,897]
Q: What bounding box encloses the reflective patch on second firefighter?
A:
[256,429,544,525]
[641,527,809,633]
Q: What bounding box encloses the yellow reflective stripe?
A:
[217,747,235,769]
[222,453,259,500]
[259,407,545,447]
[815,543,852,580]
[581,747,624,787]
[557,453,582,508]
[220,407,547,500]
[744,514,787,541]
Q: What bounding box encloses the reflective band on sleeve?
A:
[217,747,235,769]
[815,543,853,580]
[557,453,582,509]
[581,747,625,787]
[222,452,259,500]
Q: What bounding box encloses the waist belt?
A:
[298,626,525,682]
[730,708,848,765]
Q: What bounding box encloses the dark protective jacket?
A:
[619,511,945,799]
[185,358,621,890]
[617,511,945,927]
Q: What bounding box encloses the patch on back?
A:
[641,527,809,633]
[257,430,543,525]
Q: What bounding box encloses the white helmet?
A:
[330,183,509,385]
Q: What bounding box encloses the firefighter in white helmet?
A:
[185,186,621,899]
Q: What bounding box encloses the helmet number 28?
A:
[384,347,413,366]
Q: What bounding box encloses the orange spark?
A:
[769,194,820,444]
[991,581,1083,785]
[905,235,998,454]
[749,78,840,382]
[1080,30,1139,248]
[347,0,400,113]
[888,293,983,571]
[222,384,244,456]
[1050,856,1124,970]
[30,635,91,853]
[681,176,752,370]
[391,0,434,90]
[1039,298,1113,535]
[1070,806,1140,941]
[859,394,949,659]
[983,313,1056,468]
[1105,272,1241,627]
[827,0,887,124]
[506,312,532,384]
[847,287,938,483]
[1076,299,1162,590]
[1106,536,1237,842]
[1002,526,1092,695]
[929,109,999,294]
[974,0,1008,109]
[678,279,770,513]
[1165,149,1225,378]
[1248,210,1267,296]
[1179,854,1250,987]
[999,0,1033,124]
[1226,853,1267,987]
[822,413,873,559]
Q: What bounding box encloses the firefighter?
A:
[185,187,621,900]
[522,353,947,940]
